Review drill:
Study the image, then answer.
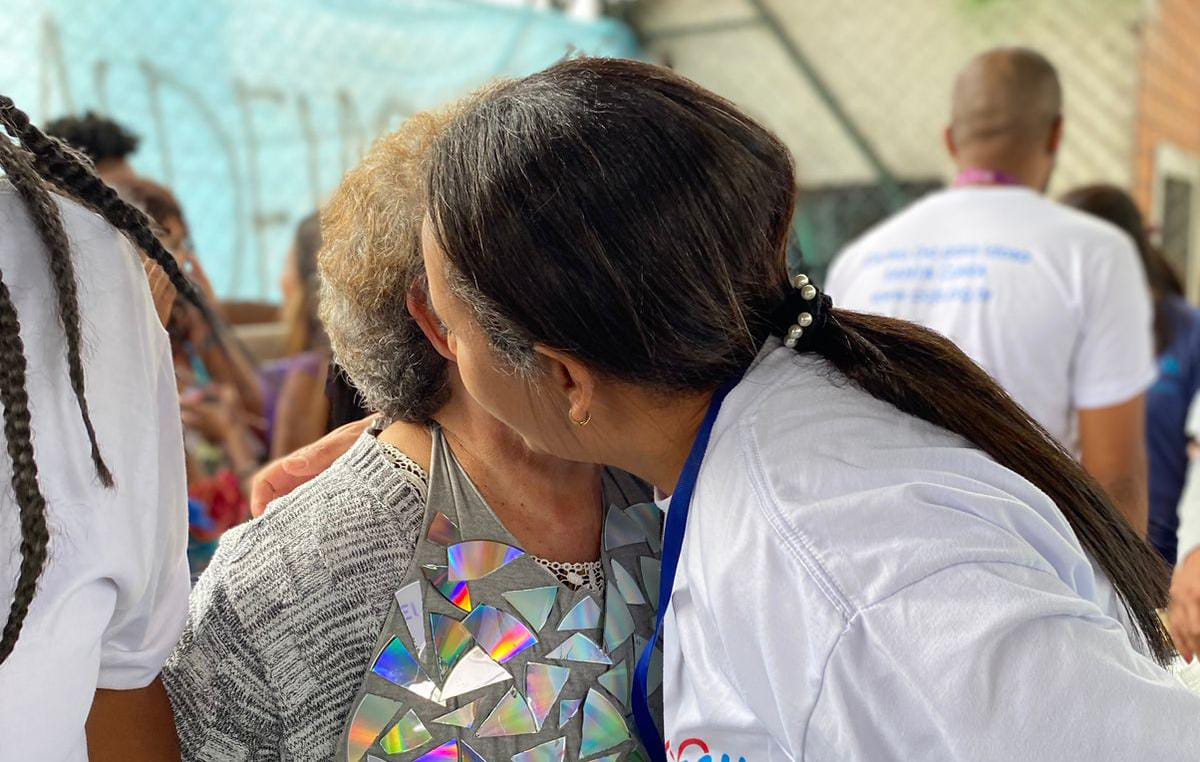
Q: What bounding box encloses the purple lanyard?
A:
[953,168,1020,187]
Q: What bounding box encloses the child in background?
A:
[118,176,261,577]
[260,213,335,459]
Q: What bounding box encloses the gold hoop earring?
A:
[571,410,592,427]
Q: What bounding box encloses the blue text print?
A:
[861,242,1029,306]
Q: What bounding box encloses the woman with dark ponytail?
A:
[419,59,1200,759]
[0,95,206,760]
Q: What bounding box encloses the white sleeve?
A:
[1073,233,1157,409]
[806,562,1200,760]
[95,256,190,690]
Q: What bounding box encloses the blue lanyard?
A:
[631,376,741,762]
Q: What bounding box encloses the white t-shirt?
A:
[0,189,189,761]
[825,186,1156,453]
[664,342,1200,761]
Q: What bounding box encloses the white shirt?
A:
[0,189,189,761]
[664,343,1200,761]
[825,186,1156,453]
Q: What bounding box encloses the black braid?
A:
[0,96,220,332]
[0,137,112,486]
[0,94,226,665]
[0,269,50,665]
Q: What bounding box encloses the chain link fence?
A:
[0,0,636,299]
[637,0,1199,286]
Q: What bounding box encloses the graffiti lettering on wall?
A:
[21,6,636,298]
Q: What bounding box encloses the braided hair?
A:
[0,95,214,665]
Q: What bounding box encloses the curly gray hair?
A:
[318,108,455,423]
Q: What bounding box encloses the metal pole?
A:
[743,0,906,209]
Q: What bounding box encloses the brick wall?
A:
[1132,0,1200,247]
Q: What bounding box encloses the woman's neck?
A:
[595,387,715,498]
[436,387,605,563]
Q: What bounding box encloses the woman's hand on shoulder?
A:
[1168,547,1200,661]
[250,415,377,516]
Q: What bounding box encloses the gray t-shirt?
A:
[163,428,662,760]
[338,427,662,762]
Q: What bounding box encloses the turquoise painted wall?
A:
[0,0,638,298]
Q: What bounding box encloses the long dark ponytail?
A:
[0,95,214,665]
[817,309,1169,660]
[427,58,1173,663]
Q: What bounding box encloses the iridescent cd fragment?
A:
[474,686,539,737]
[580,688,631,758]
[525,662,570,731]
[634,636,663,695]
[545,633,612,665]
[461,741,488,762]
[598,661,630,708]
[431,699,480,729]
[639,557,661,609]
[625,502,663,551]
[378,709,432,755]
[556,596,601,631]
[647,648,662,695]
[463,604,538,663]
[610,561,646,606]
[503,586,558,632]
[412,739,459,761]
[447,540,524,582]
[559,698,583,728]
[430,613,474,676]
[423,564,473,612]
[439,645,513,702]
[511,736,567,762]
[370,636,441,703]
[602,584,634,652]
[592,753,622,762]
[427,511,461,546]
[346,694,401,762]
[604,505,645,551]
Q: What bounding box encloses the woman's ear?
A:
[406,283,455,362]
[536,345,596,425]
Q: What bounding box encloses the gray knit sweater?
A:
[163,434,426,760]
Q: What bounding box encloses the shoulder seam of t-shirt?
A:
[866,558,1061,616]
[802,559,1063,756]
[733,375,856,621]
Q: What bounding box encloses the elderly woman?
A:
[162,107,663,762]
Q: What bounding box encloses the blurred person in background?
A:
[45,111,141,187]
[1062,184,1200,566]
[827,47,1155,534]
[118,176,262,576]
[116,176,265,419]
[0,95,215,761]
[260,212,334,459]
